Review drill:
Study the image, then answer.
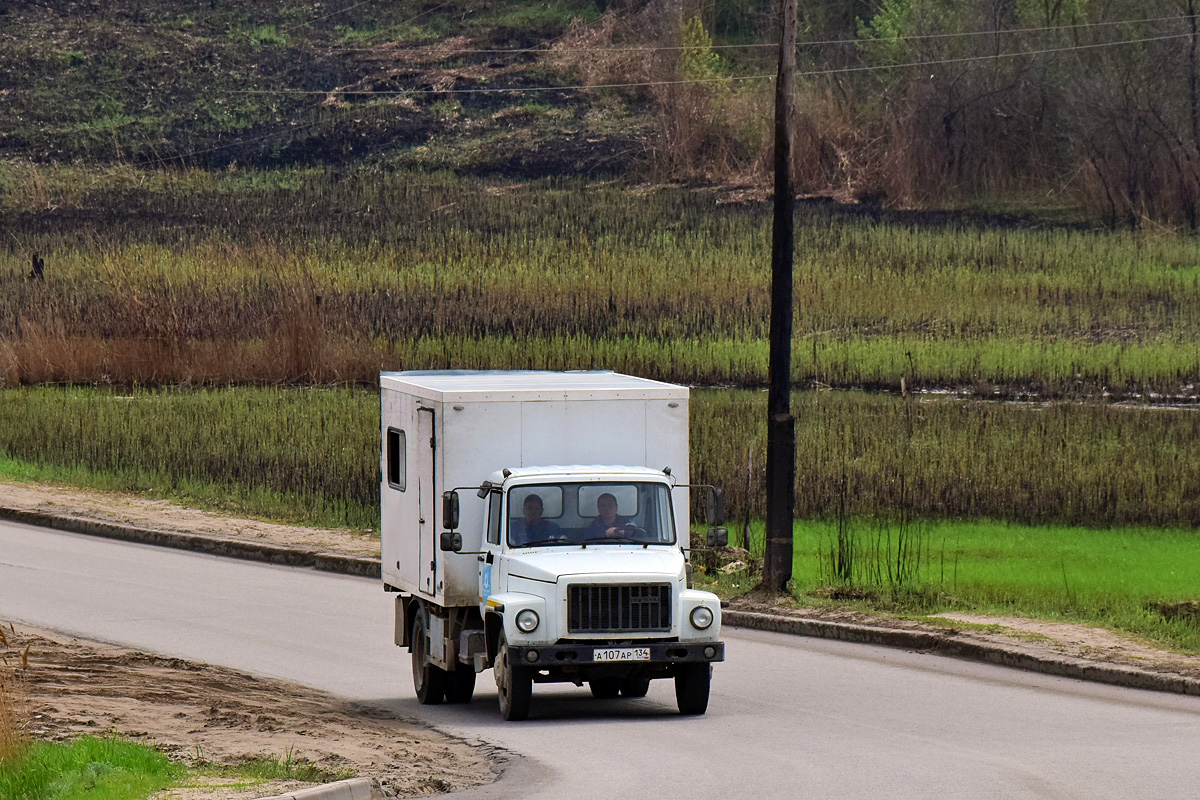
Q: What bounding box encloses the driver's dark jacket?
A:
[586,515,631,533]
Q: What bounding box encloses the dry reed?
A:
[0,624,30,763]
[3,169,1200,391]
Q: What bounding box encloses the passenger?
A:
[587,492,632,537]
[510,494,562,544]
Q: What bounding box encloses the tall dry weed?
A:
[3,160,50,212]
[0,623,30,762]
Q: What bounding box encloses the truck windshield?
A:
[507,482,675,547]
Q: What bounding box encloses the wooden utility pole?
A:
[762,0,797,592]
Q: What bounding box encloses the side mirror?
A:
[706,487,726,526]
[440,531,463,552]
[442,491,460,530]
[706,527,728,548]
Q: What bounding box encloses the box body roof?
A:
[380,370,687,403]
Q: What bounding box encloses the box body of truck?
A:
[379,370,723,720]
[380,370,690,604]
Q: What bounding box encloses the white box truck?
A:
[380,370,727,720]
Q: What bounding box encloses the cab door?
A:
[417,407,436,596]
[479,489,502,609]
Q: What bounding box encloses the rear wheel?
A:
[495,632,533,721]
[619,675,651,698]
[445,667,477,704]
[674,663,711,715]
[410,608,448,705]
[588,677,621,699]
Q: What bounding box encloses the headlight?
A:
[690,606,714,630]
[516,609,540,633]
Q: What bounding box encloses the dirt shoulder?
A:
[0,480,381,561]
[3,623,497,798]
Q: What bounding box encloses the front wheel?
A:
[411,608,448,705]
[495,632,533,721]
[674,663,711,715]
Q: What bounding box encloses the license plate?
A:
[593,647,651,662]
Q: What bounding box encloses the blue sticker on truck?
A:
[481,565,492,603]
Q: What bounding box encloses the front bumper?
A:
[509,641,724,666]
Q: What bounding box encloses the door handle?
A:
[485,552,494,564]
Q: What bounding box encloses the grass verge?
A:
[700,518,1200,655]
[0,738,350,800]
[0,737,180,800]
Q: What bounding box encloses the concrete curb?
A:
[724,610,1200,698]
[0,506,380,579]
[257,777,382,800]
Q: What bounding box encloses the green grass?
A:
[206,749,351,784]
[0,737,180,800]
[0,387,378,530]
[0,737,351,800]
[700,518,1200,654]
[2,386,1200,529]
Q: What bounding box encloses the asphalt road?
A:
[2,520,1198,799]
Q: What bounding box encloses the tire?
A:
[494,632,533,721]
[619,675,651,698]
[674,663,711,715]
[411,609,448,705]
[589,677,621,699]
[445,667,477,704]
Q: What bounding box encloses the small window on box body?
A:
[386,428,406,491]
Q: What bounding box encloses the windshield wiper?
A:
[519,537,570,547]
[580,535,641,544]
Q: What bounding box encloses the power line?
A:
[280,0,380,34]
[800,31,1194,78]
[337,41,778,54]
[225,31,1192,97]
[11,12,1194,100]
[132,29,1194,167]
[326,13,1197,55]
[830,12,1195,46]
[232,73,774,96]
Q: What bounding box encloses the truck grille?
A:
[567,584,672,633]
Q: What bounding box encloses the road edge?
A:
[6,503,1198,699]
[0,506,380,578]
[724,610,1200,697]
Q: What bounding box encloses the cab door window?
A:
[487,491,502,545]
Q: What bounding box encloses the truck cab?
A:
[462,466,724,719]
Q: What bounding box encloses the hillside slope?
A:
[0,0,659,175]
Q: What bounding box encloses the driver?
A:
[587,492,632,537]
[511,494,562,544]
